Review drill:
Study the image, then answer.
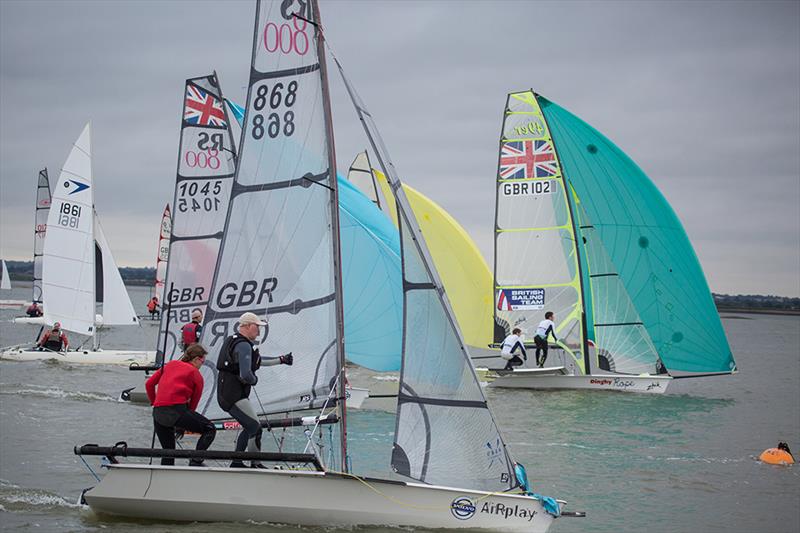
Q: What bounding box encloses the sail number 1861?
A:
[58,202,81,228]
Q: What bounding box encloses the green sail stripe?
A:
[538,96,734,375]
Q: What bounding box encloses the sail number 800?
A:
[251,81,298,140]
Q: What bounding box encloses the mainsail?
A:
[347,151,383,208]
[494,91,587,371]
[335,56,516,492]
[156,74,238,364]
[33,168,51,303]
[197,0,347,470]
[0,260,10,290]
[42,123,96,334]
[153,204,171,303]
[538,95,735,377]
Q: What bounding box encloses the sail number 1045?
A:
[178,180,223,213]
[58,202,81,228]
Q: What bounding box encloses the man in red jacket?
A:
[146,343,216,466]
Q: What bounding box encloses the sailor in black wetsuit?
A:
[216,312,293,468]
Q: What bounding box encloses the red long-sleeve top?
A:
[145,360,204,410]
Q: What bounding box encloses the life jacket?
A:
[27,304,42,317]
[43,330,64,351]
[181,321,200,347]
[147,299,158,312]
[216,334,260,410]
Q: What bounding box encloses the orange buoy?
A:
[759,448,795,466]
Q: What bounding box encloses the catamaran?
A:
[1,123,151,364]
[483,90,735,393]
[75,2,572,530]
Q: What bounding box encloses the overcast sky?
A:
[1,0,798,297]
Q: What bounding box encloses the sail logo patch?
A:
[496,289,545,311]
[65,179,90,195]
[450,497,476,520]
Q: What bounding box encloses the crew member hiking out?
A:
[534,311,557,368]
[146,296,160,320]
[26,302,42,317]
[216,312,293,468]
[37,322,68,352]
[500,327,527,370]
[180,309,203,350]
[145,343,216,467]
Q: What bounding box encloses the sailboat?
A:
[150,203,171,315]
[0,260,11,291]
[1,123,152,364]
[484,90,735,393]
[0,170,52,311]
[75,2,569,530]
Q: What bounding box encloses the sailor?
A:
[180,309,203,350]
[534,311,557,368]
[145,343,216,467]
[37,322,68,352]
[216,312,293,468]
[26,302,43,317]
[146,296,160,319]
[500,327,527,370]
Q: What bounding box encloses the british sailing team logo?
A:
[450,497,476,520]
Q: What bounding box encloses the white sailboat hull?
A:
[0,300,27,309]
[11,316,44,325]
[488,369,671,394]
[0,348,154,365]
[83,464,557,532]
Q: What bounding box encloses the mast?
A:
[311,0,348,473]
[89,124,98,351]
[533,91,591,373]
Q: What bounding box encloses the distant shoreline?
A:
[716,307,800,317]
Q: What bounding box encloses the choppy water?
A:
[0,284,798,532]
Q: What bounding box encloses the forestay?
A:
[156,74,237,364]
[197,0,345,425]
[33,169,51,303]
[94,215,138,325]
[494,91,587,371]
[539,96,735,376]
[42,123,95,334]
[335,56,516,492]
[154,204,171,303]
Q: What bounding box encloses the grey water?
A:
[0,284,798,532]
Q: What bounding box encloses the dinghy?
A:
[75,3,571,530]
[1,124,150,364]
[0,260,23,309]
[484,90,736,392]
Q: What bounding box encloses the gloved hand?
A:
[280,352,293,366]
[523,355,528,361]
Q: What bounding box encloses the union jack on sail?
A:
[184,85,227,127]
[499,140,558,179]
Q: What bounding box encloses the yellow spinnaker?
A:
[372,169,493,349]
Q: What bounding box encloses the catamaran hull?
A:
[0,348,155,365]
[83,465,556,531]
[488,371,671,394]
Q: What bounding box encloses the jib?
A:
[216,278,277,309]
[168,287,205,303]
[198,132,224,151]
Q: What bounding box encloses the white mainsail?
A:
[335,57,517,492]
[94,215,139,325]
[42,123,96,334]
[156,73,238,364]
[494,91,587,369]
[0,260,10,290]
[196,0,346,453]
[33,168,51,303]
[154,204,171,303]
[346,151,383,208]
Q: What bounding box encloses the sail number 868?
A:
[251,81,298,140]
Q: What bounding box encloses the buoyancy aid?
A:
[147,299,158,312]
[43,330,64,351]
[181,321,200,347]
[216,334,261,410]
